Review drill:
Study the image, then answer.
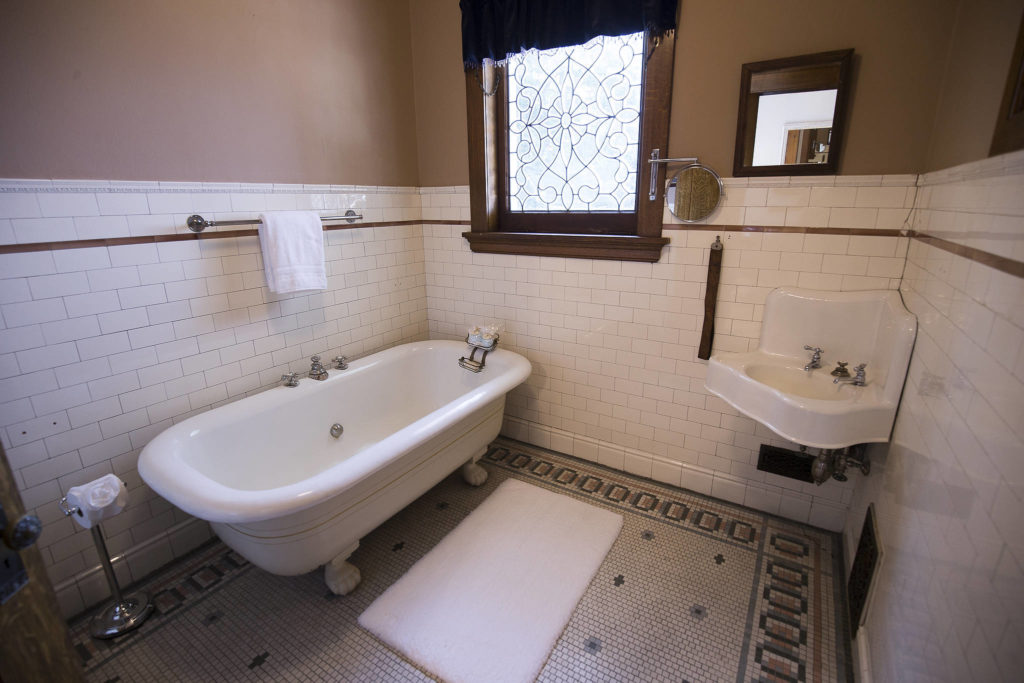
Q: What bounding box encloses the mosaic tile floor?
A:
[70,438,854,682]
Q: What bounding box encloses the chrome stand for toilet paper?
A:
[59,497,154,639]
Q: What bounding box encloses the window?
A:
[507,32,642,217]
[463,31,676,262]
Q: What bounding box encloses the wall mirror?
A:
[666,164,723,222]
[733,49,854,177]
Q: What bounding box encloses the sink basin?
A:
[745,363,852,401]
[705,288,916,449]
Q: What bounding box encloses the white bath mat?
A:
[358,478,622,683]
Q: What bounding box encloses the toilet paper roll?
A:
[66,474,127,529]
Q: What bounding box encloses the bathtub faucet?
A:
[308,356,329,381]
[281,373,299,387]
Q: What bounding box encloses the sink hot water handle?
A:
[803,346,823,371]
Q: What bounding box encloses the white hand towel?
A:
[258,211,327,294]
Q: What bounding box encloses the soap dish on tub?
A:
[458,334,499,373]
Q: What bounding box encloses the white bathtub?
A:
[139,340,530,591]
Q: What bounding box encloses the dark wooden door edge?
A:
[0,443,85,682]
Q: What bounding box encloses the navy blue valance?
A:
[460,0,679,69]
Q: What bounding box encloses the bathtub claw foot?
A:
[462,461,488,486]
[325,558,361,595]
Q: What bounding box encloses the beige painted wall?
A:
[0,0,420,186]
[4,1,1019,186]
[671,0,960,176]
[411,0,1022,185]
[409,0,469,187]
[924,0,1024,171]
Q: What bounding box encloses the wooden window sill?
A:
[462,231,669,262]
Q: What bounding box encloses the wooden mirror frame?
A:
[733,49,854,177]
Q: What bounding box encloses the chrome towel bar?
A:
[186,209,363,233]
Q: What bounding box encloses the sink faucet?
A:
[834,363,867,386]
[803,345,823,371]
[308,355,329,381]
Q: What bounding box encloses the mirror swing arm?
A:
[650,149,725,223]
[648,149,698,200]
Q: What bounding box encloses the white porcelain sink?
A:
[705,288,916,449]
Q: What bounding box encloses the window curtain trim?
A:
[460,0,679,69]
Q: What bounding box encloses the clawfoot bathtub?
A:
[139,340,531,594]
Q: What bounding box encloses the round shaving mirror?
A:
[666,164,723,223]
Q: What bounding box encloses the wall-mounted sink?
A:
[705,288,916,449]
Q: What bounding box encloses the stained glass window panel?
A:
[507,32,644,213]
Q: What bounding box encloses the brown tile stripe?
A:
[909,230,1024,279]
[666,225,1024,278]
[0,220,890,254]
[3,219,1021,280]
[678,225,1024,278]
[0,219,466,254]
[662,223,903,236]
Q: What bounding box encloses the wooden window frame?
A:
[462,32,675,262]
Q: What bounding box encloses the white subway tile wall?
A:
[914,148,1024,259]
[1,162,1019,643]
[0,182,427,617]
[661,174,918,230]
[422,177,916,537]
[844,150,1024,682]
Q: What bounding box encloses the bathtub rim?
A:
[138,340,531,525]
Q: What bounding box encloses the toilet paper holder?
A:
[57,497,82,518]
[59,486,153,639]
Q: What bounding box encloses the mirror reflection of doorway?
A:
[784,126,832,164]
[750,89,837,166]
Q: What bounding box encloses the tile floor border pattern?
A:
[484,438,854,683]
[69,438,853,682]
[69,539,252,674]
[482,443,765,551]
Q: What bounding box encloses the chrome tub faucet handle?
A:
[281,373,299,387]
[332,356,348,370]
[309,356,328,381]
